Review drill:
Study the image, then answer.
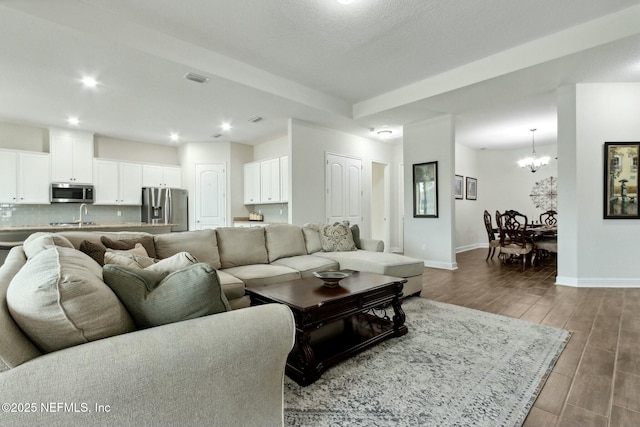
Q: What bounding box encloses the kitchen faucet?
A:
[78,203,88,227]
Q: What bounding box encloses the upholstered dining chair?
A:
[483,210,501,261]
[536,210,558,259]
[497,210,534,271]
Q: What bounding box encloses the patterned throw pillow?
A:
[319,222,357,252]
[100,235,157,258]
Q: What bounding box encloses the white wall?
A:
[95,135,179,165]
[403,115,456,269]
[253,135,287,160]
[0,121,48,152]
[557,83,640,287]
[454,144,483,252]
[289,119,395,240]
[178,142,253,229]
[389,144,404,253]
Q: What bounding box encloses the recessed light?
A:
[170,133,180,142]
[81,76,98,88]
[67,117,80,126]
[221,123,232,131]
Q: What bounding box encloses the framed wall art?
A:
[604,142,639,219]
[466,176,477,200]
[413,161,438,217]
[454,174,463,200]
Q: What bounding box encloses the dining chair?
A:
[483,210,501,261]
[539,210,558,226]
[497,210,534,271]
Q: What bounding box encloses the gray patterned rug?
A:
[284,298,570,427]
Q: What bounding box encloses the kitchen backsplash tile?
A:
[0,204,140,226]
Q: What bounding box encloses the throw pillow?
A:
[23,232,74,259]
[302,224,322,254]
[100,235,157,258]
[146,252,198,274]
[102,263,230,329]
[104,251,157,269]
[350,224,362,249]
[6,246,135,353]
[319,222,357,252]
[79,240,107,266]
[105,242,148,257]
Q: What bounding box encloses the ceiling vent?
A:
[185,73,209,84]
[211,133,223,139]
[248,116,263,123]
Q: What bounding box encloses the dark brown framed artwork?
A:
[466,176,477,201]
[413,161,438,218]
[604,142,639,219]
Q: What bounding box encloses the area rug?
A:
[283,298,570,427]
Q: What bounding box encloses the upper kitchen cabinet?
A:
[0,149,50,204]
[260,157,280,203]
[142,164,182,188]
[94,159,143,205]
[243,156,288,205]
[50,128,94,184]
[243,161,260,204]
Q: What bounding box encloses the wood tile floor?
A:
[419,249,640,427]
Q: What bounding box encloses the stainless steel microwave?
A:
[50,183,94,203]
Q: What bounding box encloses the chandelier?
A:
[517,128,550,173]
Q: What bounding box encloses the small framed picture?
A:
[454,175,463,199]
[603,142,639,219]
[466,177,477,200]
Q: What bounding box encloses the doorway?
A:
[371,162,390,252]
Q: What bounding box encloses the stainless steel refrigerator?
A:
[141,187,188,232]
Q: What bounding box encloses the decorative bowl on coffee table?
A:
[313,271,350,288]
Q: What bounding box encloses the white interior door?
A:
[326,153,362,227]
[195,163,226,230]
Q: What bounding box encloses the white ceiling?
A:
[1,0,640,149]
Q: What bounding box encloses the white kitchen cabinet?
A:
[0,150,50,204]
[243,162,261,204]
[49,128,94,183]
[244,157,289,204]
[142,164,182,188]
[280,156,289,203]
[94,159,142,205]
[260,157,281,203]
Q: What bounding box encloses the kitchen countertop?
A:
[0,222,178,233]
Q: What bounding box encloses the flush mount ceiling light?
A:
[67,117,80,126]
[377,129,393,139]
[169,133,180,142]
[80,76,98,88]
[517,128,550,173]
[220,123,232,131]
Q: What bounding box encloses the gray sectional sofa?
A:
[0,223,424,426]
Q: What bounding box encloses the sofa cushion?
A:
[265,224,307,262]
[154,229,221,269]
[221,264,300,288]
[101,235,156,258]
[23,232,74,258]
[103,263,230,329]
[216,227,268,268]
[271,255,340,278]
[6,246,135,353]
[302,225,322,254]
[216,270,246,301]
[313,250,425,278]
[104,250,157,269]
[319,222,357,252]
[350,224,362,249]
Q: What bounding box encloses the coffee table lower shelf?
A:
[287,310,407,386]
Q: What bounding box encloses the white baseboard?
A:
[456,243,484,253]
[423,260,458,270]
[556,276,640,288]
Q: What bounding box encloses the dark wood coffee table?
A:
[245,271,408,386]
